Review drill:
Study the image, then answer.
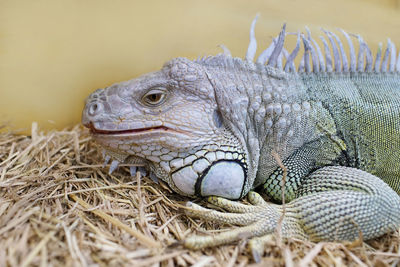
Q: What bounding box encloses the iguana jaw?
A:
[87,119,249,199]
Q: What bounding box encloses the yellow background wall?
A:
[1,0,400,133]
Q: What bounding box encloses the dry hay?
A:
[0,122,399,267]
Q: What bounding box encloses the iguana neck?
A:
[203,58,314,192]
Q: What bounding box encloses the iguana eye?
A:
[142,89,167,106]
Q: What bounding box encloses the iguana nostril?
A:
[88,102,102,116]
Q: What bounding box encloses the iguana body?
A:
[82,17,400,256]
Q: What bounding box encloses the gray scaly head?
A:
[82,56,250,199]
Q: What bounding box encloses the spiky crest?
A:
[197,16,400,75]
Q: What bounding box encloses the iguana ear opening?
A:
[213,109,223,128]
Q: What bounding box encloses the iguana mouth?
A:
[87,122,173,135]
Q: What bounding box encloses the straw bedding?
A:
[0,123,399,266]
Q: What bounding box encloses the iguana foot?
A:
[183,192,306,252]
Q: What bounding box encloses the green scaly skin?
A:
[82,17,400,259]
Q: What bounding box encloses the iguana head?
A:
[82,57,250,199]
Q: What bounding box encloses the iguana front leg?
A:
[183,166,400,256]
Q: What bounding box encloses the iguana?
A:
[82,16,400,258]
